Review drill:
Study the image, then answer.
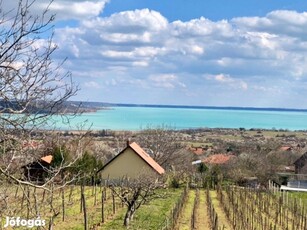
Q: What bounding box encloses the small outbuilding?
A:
[97,142,165,180]
[22,155,53,183]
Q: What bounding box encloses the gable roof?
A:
[97,142,165,175]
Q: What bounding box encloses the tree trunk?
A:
[123,206,135,227]
[124,210,132,227]
[81,185,88,230]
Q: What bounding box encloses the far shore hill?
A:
[91,102,307,112]
[2,100,307,114]
[71,101,307,114]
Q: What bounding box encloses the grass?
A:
[1,185,125,230]
[100,188,183,230]
[175,190,195,230]
[209,190,232,230]
[245,130,307,139]
[1,184,185,229]
[288,191,307,201]
[195,190,210,230]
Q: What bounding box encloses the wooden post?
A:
[50,184,54,212]
[94,184,97,206]
[68,185,73,202]
[112,190,116,214]
[33,187,39,216]
[14,186,19,198]
[61,187,65,221]
[42,189,46,203]
[80,183,83,213]
[81,184,88,230]
[26,186,30,219]
[101,190,105,223]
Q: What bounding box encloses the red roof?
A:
[22,140,40,149]
[202,154,235,165]
[129,142,165,175]
[280,146,292,151]
[190,147,204,155]
[41,155,53,164]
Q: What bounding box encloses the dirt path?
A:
[194,190,211,230]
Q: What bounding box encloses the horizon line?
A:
[74,101,307,112]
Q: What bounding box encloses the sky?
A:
[6,0,307,108]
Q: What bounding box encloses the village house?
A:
[97,141,165,180]
[202,153,236,165]
[279,152,307,191]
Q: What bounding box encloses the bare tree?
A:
[108,174,165,227]
[0,2,99,229]
[135,125,182,169]
[0,0,81,188]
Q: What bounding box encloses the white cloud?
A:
[149,74,186,89]
[84,81,101,89]
[1,0,108,22]
[45,8,307,107]
[49,0,108,20]
[215,74,233,83]
[232,10,307,38]
[206,74,248,90]
[132,61,148,67]
[171,17,234,38]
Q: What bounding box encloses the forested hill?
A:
[0,100,107,114]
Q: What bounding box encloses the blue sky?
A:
[5,0,307,108]
[103,0,307,21]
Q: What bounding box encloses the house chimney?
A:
[126,138,131,147]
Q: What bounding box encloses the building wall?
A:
[299,163,307,174]
[100,148,155,179]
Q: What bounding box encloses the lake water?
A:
[52,106,307,131]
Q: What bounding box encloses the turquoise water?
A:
[51,106,307,131]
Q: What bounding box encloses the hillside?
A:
[0,100,108,114]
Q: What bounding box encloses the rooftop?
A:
[202,154,235,165]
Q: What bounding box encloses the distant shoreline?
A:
[90,102,307,113]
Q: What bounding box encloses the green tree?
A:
[71,151,103,184]
[51,145,71,168]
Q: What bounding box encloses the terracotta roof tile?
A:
[280,146,292,151]
[41,155,53,164]
[190,147,204,155]
[202,154,235,165]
